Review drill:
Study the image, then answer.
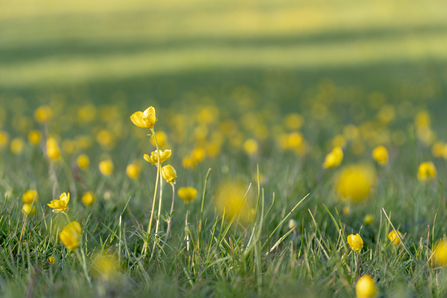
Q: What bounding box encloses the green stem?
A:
[198,168,212,249]
[76,249,92,286]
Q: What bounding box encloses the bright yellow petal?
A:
[130,111,147,128]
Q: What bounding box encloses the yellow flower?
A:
[355,275,377,298]
[336,165,375,202]
[46,137,61,160]
[28,130,41,145]
[62,139,76,155]
[418,161,436,181]
[343,206,351,215]
[47,192,70,213]
[372,146,388,165]
[10,138,25,155]
[130,106,157,129]
[76,154,90,169]
[92,253,119,281]
[388,230,402,246]
[126,164,140,179]
[99,159,114,176]
[364,214,374,225]
[323,146,343,169]
[22,190,38,204]
[182,156,194,169]
[59,221,81,250]
[34,105,52,123]
[22,204,36,216]
[215,181,250,222]
[151,131,167,148]
[288,219,297,229]
[192,147,206,164]
[143,149,171,164]
[0,131,9,148]
[434,239,447,267]
[243,139,258,155]
[82,191,95,206]
[47,256,55,265]
[161,165,177,184]
[177,187,197,203]
[347,234,363,252]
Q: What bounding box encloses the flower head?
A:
[335,165,375,202]
[130,106,157,129]
[418,161,436,181]
[347,233,364,252]
[22,190,38,204]
[59,221,81,250]
[161,165,177,184]
[99,159,114,176]
[47,256,55,265]
[82,191,95,206]
[126,164,140,179]
[28,130,42,145]
[323,146,343,169]
[388,230,402,246]
[372,146,388,165]
[144,149,171,164]
[47,192,70,213]
[76,154,90,169]
[355,275,377,298]
[178,187,197,203]
[434,239,447,266]
[22,204,36,216]
[34,105,52,123]
[46,137,61,160]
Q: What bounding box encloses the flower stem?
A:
[76,248,92,286]
[163,183,175,246]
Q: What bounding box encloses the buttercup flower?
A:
[388,230,402,246]
[59,221,81,250]
[161,165,177,184]
[144,149,171,164]
[364,214,374,225]
[178,187,197,203]
[372,146,388,165]
[47,192,70,213]
[323,146,343,169]
[22,204,36,216]
[99,159,114,176]
[47,256,55,265]
[22,190,38,204]
[46,137,61,160]
[76,154,90,169]
[347,233,363,252]
[130,106,157,129]
[82,192,95,206]
[417,161,436,181]
[434,239,447,267]
[126,163,140,179]
[336,165,375,202]
[34,105,52,123]
[10,138,24,155]
[355,275,377,298]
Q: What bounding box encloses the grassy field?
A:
[1,0,447,297]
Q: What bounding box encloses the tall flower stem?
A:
[76,248,92,286]
[143,128,161,254]
[152,131,164,256]
[163,183,175,246]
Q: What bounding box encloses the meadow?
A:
[1,0,447,297]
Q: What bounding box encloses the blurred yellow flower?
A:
[34,105,52,124]
[0,131,9,148]
[130,106,157,129]
[144,149,171,164]
[47,192,70,213]
[343,206,351,216]
[284,113,304,130]
[82,191,95,206]
[92,253,119,281]
[10,138,24,155]
[388,230,402,246]
[215,181,250,221]
[182,156,194,169]
[46,137,61,160]
[76,154,90,169]
[22,190,38,204]
[99,159,114,176]
[177,187,197,203]
[288,219,297,229]
[59,221,81,250]
[126,164,140,179]
[347,234,363,252]
[47,256,55,265]
[372,146,388,165]
[22,204,36,216]
[96,129,115,150]
[62,139,76,155]
[364,214,374,225]
[151,131,167,148]
[434,239,447,267]
[335,165,375,202]
[161,165,177,184]
[243,139,258,155]
[28,130,41,145]
[192,147,206,164]
[355,275,377,298]
[417,161,436,181]
[432,142,444,158]
[323,146,343,169]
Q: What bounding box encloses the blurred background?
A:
[1,0,447,162]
